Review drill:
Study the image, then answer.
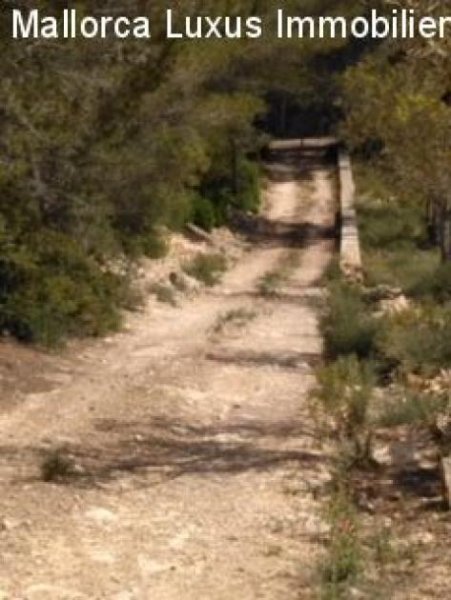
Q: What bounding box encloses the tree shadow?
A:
[206,349,322,371]
[2,414,325,489]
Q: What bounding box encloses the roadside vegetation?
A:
[313,6,451,586]
[0,0,367,346]
[313,168,451,598]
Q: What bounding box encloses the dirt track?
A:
[0,155,336,599]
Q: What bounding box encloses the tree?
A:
[341,0,451,259]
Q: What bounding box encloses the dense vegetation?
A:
[0,0,449,347]
[313,3,450,595]
[0,0,365,344]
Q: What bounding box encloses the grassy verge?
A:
[312,163,451,598]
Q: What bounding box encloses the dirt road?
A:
[0,153,336,599]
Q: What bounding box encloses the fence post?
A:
[338,149,363,281]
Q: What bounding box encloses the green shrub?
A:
[409,261,451,302]
[357,191,426,252]
[200,157,261,225]
[121,230,168,260]
[148,282,177,306]
[0,230,122,345]
[378,306,451,376]
[356,190,440,294]
[378,389,448,429]
[313,356,375,465]
[41,449,75,482]
[323,281,377,360]
[320,488,362,599]
[236,158,260,214]
[322,258,342,285]
[142,232,169,259]
[191,195,217,232]
[182,253,227,287]
[364,248,439,292]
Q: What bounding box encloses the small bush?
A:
[320,488,362,599]
[322,258,342,285]
[369,527,395,568]
[142,233,169,259]
[378,305,451,376]
[236,158,260,214]
[364,248,439,292]
[313,356,375,466]
[409,261,451,302]
[200,157,261,225]
[182,253,227,287]
[148,282,177,306]
[357,195,426,252]
[0,230,122,345]
[191,195,217,232]
[378,389,449,429]
[120,230,168,260]
[323,281,377,361]
[41,449,75,482]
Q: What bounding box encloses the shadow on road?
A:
[1,415,325,488]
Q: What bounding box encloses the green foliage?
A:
[0,0,374,344]
[364,249,440,293]
[377,306,451,376]
[313,356,375,463]
[378,389,448,429]
[357,195,427,252]
[200,156,261,226]
[148,283,177,307]
[183,253,227,287]
[409,262,451,302]
[354,178,445,294]
[0,230,122,345]
[191,195,217,232]
[0,1,271,344]
[342,22,451,260]
[235,159,261,214]
[142,233,169,260]
[369,527,395,568]
[319,487,362,599]
[323,281,377,361]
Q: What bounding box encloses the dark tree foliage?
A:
[342,0,451,262]
[0,0,362,342]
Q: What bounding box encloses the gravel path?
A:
[0,155,336,600]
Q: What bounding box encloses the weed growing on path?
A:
[41,449,76,482]
[318,486,362,599]
[183,253,227,287]
[213,308,257,334]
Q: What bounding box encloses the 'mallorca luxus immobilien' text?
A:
[11,9,263,39]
